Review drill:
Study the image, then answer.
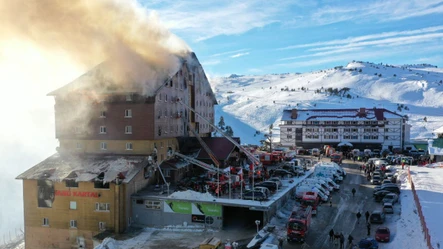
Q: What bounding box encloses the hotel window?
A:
[99,126,107,134]
[94,180,109,189]
[95,203,110,212]
[323,135,338,139]
[70,201,77,210]
[125,126,132,134]
[42,218,49,226]
[287,135,292,139]
[351,128,358,132]
[343,128,351,132]
[66,180,78,188]
[100,111,106,118]
[165,94,168,102]
[99,222,106,231]
[126,143,133,150]
[145,200,161,210]
[70,220,77,228]
[126,94,133,101]
[124,109,132,118]
[385,136,389,139]
[158,93,162,101]
[100,142,107,150]
[287,128,292,132]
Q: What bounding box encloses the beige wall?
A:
[23,180,117,249]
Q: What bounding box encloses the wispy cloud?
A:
[278,25,443,50]
[201,59,221,66]
[279,47,362,61]
[142,1,297,41]
[310,0,443,26]
[211,49,250,57]
[231,52,250,58]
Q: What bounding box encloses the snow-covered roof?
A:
[434,126,443,134]
[16,153,149,184]
[281,108,403,121]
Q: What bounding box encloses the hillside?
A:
[210,61,443,145]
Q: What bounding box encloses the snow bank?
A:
[169,190,215,201]
[94,238,118,249]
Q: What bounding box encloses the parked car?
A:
[268,177,283,188]
[370,211,386,224]
[383,202,394,214]
[270,169,294,178]
[371,176,382,185]
[253,187,271,198]
[373,183,400,194]
[243,191,267,201]
[382,179,392,184]
[382,193,399,204]
[358,238,379,249]
[375,227,391,242]
[373,190,392,202]
[255,181,278,192]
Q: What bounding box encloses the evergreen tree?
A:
[225,126,234,137]
[218,116,226,131]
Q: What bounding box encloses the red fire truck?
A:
[300,192,320,215]
[287,205,312,243]
[259,153,281,165]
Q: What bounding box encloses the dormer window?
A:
[100,111,106,118]
[126,94,133,101]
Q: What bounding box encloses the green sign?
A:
[196,203,222,216]
[165,201,192,214]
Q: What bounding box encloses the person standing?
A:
[339,233,345,249]
[351,188,356,198]
[367,222,371,236]
[365,211,370,223]
[329,229,335,242]
[347,234,354,248]
[278,236,284,249]
[356,211,362,224]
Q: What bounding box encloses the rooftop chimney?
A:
[358,107,366,117]
[291,109,298,119]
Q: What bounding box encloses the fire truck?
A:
[259,153,281,165]
[287,205,312,243]
[300,192,320,215]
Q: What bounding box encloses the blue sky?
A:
[141,0,443,76]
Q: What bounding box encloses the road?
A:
[286,158,384,249]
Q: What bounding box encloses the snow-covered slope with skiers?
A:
[209,61,443,145]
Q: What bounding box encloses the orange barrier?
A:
[407,167,434,249]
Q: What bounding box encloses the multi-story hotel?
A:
[279,108,410,150]
[16,52,217,249]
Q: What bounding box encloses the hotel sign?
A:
[55,190,99,198]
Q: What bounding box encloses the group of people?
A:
[328,211,372,248]
[328,229,354,249]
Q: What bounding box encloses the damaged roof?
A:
[16,153,150,184]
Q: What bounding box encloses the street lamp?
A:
[255,220,261,233]
[232,241,238,249]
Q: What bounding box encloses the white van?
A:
[299,182,330,196]
[316,176,340,191]
[302,178,333,192]
[295,186,328,202]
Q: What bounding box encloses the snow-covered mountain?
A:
[210,61,443,145]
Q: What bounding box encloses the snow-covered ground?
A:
[210,62,443,144]
[409,166,443,248]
